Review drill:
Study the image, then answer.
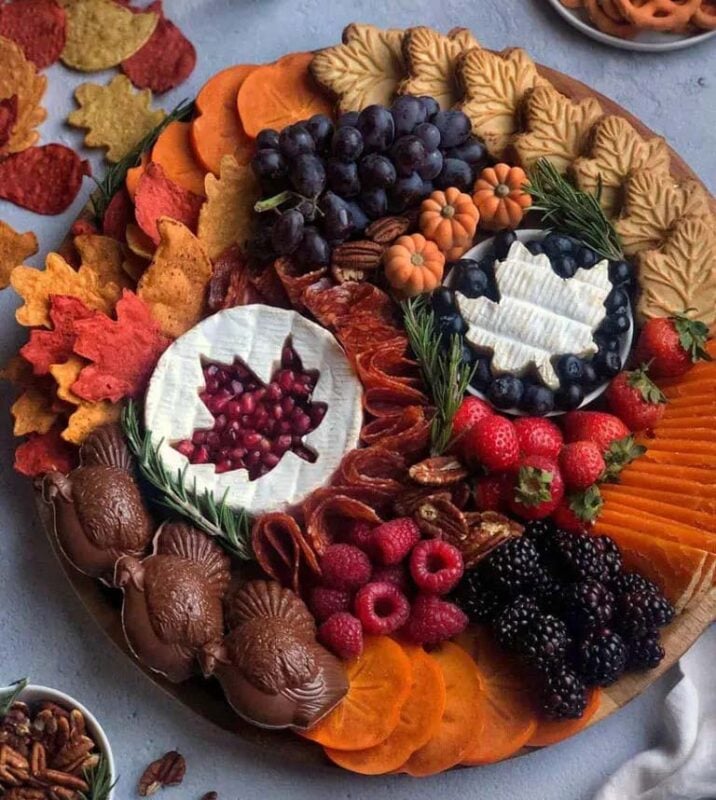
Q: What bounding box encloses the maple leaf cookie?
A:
[399,26,480,111]
[570,115,670,218]
[310,23,407,114]
[511,84,603,174]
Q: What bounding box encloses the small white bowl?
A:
[3,683,116,799]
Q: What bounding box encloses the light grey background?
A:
[1,2,714,798]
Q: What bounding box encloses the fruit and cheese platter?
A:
[2,18,715,782]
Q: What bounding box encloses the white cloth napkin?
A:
[594,629,716,800]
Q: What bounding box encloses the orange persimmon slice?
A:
[237,52,333,139]
[191,64,257,175]
[325,645,446,774]
[457,627,538,765]
[527,688,602,748]
[399,641,484,776]
[151,120,207,197]
[125,151,149,201]
[301,636,412,751]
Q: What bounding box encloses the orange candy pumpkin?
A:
[473,164,532,231]
[384,233,446,297]
[419,187,479,260]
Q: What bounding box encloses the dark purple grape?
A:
[319,190,348,217]
[305,114,334,151]
[391,95,427,137]
[337,111,360,128]
[359,187,388,220]
[279,124,315,160]
[356,105,395,152]
[432,110,471,148]
[419,179,434,198]
[435,157,473,191]
[271,209,304,255]
[331,126,363,162]
[418,96,440,119]
[389,172,423,212]
[346,201,369,234]
[290,153,326,196]
[295,197,317,222]
[418,149,443,180]
[323,204,354,242]
[296,226,330,268]
[391,135,428,176]
[414,122,441,152]
[326,158,361,197]
[251,148,288,182]
[256,128,280,150]
[358,153,396,189]
[446,137,487,168]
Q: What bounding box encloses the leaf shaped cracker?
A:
[570,116,671,218]
[636,216,716,329]
[75,233,133,301]
[512,84,603,174]
[613,169,712,255]
[68,75,165,163]
[50,356,85,404]
[458,48,545,160]
[60,0,158,72]
[0,34,47,155]
[11,387,57,436]
[311,23,406,114]
[134,161,203,245]
[137,217,213,338]
[399,27,479,111]
[197,154,259,260]
[14,426,77,477]
[0,219,37,290]
[21,295,94,375]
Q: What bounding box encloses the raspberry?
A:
[371,517,420,566]
[409,539,464,595]
[371,564,410,594]
[318,613,364,660]
[354,581,410,635]
[308,586,352,622]
[343,520,376,555]
[320,544,372,591]
[401,594,468,645]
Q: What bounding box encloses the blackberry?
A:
[549,531,609,582]
[541,667,588,720]
[616,591,675,638]
[612,572,660,597]
[514,613,570,672]
[627,632,666,670]
[482,537,541,596]
[593,536,622,582]
[523,519,555,549]
[453,569,505,624]
[575,627,627,686]
[530,567,563,613]
[563,580,614,631]
[493,595,540,650]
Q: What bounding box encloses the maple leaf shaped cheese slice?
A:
[512,84,603,174]
[635,216,716,330]
[570,116,671,218]
[311,23,407,114]
[613,169,712,255]
[456,241,611,389]
[399,26,480,110]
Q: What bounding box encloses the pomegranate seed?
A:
[274,434,292,454]
[212,414,227,431]
[278,370,295,391]
[258,436,271,453]
[175,440,194,458]
[206,432,221,448]
[271,405,284,421]
[254,387,266,401]
[278,420,292,434]
[240,394,256,414]
[230,380,244,394]
[205,377,220,393]
[266,382,282,401]
[215,460,234,474]
[226,400,242,420]
[207,394,230,414]
[205,364,219,377]
[192,431,207,445]
[246,450,261,466]
[282,345,297,368]
[230,447,246,460]
[293,414,311,435]
[310,404,327,426]
[281,396,295,414]
[262,452,280,468]
[243,431,261,449]
[193,446,210,464]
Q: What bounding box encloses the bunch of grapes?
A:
[250,95,489,269]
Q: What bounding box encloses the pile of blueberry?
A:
[249,95,489,269]
[431,230,635,415]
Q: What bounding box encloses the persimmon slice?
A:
[600,492,716,533]
[151,120,207,197]
[325,645,446,774]
[301,636,412,751]
[527,688,602,748]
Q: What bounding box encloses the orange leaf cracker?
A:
[150,120,207,197]
[0,33,47,156]
[73,233,133,306]
[68,75,165,163]
[13,425,76,477]
[11,386,57,436]
[197,154,259,260]
[0,219,37,290]
[50,356,85,404]
[63,399,121,444]
[137,217,213,338]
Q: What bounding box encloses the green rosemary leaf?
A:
[79,755,118,800]
[0,678,27,717]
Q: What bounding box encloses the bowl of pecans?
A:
[0,679,115,800]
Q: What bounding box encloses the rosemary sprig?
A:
[527,158,624,261]
[402,296,475,456]
[0,678,27,717]
[121,401,253,560]
[80,756,117,800]
[89,99,195,222]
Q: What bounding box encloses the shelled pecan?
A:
[365,215,411,244]
[460,512,524,568]
[413,496,470,541]
[409,456,468,486]
[330,239,385,271]
[138,750,186,796]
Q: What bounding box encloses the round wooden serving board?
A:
[35,62,716,770]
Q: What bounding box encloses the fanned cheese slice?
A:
[144,305,363,515]
[456,241,610,389]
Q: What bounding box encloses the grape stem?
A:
[254,191,293,212]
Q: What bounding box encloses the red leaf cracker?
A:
[151,120,206,197]
[121,1,196,94]
[0,144,91,215]
[11,386,57,435]
[0,95,18,149]
[0,0,67,70]
[102,187,133,241]
[134,161,203,245]
[0,219,37,290]
[14,425,76,476]
[0,34,47,155]
[21,295,94,375]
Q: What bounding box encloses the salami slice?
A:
[251,512,320,594]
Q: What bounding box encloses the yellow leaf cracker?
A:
[125,222,156,260]
[10,252,113,328]
[11,387,57,436]
[0,34,47,155]
[68,75,165,163]
[0,220,38,290]
[197,155,259,260]
[137,217,213,338]
[74,233,134,302]
[613,169,712,255]
[64,400,121,443]
[511,84,603,174]
[570,115,671,218]
[311,23,407,113]
[399,27,480,110]
[50,356,84,405]
[60,0,158,72]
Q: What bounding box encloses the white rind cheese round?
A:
[144,305,364,516]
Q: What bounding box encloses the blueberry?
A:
[543,233,576,257]
[448,257,480,272]
[605,286,630,314]
[431,287,455,316]
[520,384,555,415]
[593,350,622,378]
[471,356,492,391]
[594,334,620,353]
[438,311,467,337]
[555,383,585,411]
[556,354,584,384]
[456,265,489,298]
[581,361,598,387]
[494,230,518,260]
[576,245,599,269]
[553,254,578,279]
[609,260,632,285]
[526,241,545,255]
[461,342,477,367]
[599,313,630,336]
[488,375,524,408]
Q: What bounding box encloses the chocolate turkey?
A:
[42,424,154,584]
[115,522,231,683]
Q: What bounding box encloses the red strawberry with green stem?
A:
[606,365,666,432]
[552,485,603,532]
[563,410,630,453]
[508,454,564,520]
[559,441,605,491]
[635,313,712,378]
[464,414,520,472]
[513,417,563,461]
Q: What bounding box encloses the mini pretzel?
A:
[585,0,640,36]
[613,0,701,29]
[693,0,716,29]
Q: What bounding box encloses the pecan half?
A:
[393,487,452,517]
[409,456,468,486]
[460,512,524,568]
[330,240,384,271]
[365,215,411,244]
[330,264,369,284]
[0,704,32,758]
[3,788,46,799]
[413,496,469,541]
[138,751,186,797]
[201,793,218,800]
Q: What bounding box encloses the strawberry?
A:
[551,486,602,533]
[559,441,605,491]
[508,454,564,520]
[606,366,666,432]
[602,434,646,481]
[635,313,712,378]
[465,415,520,472]
[563,410,630,454]
[551,500,588,534]
[513,417,563,461]
[473,472,511,511]
[452,396,493,444]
